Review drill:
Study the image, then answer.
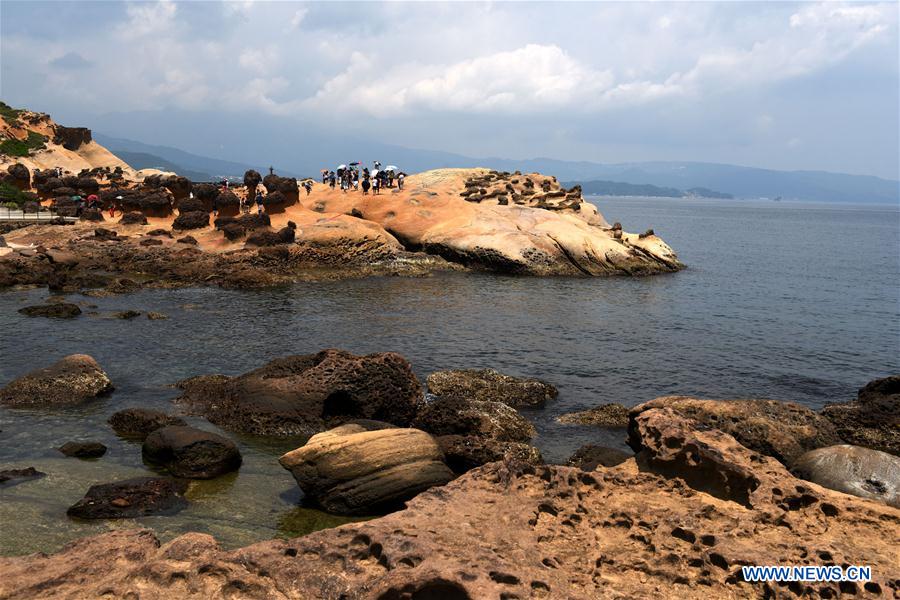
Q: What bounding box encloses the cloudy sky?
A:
[1,1,898,178]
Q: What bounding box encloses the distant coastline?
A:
[564,179,733,200]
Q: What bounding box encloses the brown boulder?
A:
[172,211,209,230]
[436,434,542,474]
[558,402,629,427]
[426,368,557,408]
[0,354,113,407]
[18,303,82,319]
[143,426,242,479]
[413,396,535,442]
[66,477,188,519]
[791,444,899,508]
[0,467,46,487]
[821,375,899,455]
[58,441,107,458]
[175,350,423,435]
[279,425,454,514]
[119,211,147,225]
[108,408,186,440]
[629,396,841,466]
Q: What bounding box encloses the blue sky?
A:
[1,1,898,178]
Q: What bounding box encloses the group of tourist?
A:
[321,161,405,195]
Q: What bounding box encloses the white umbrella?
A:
[371,170,379,178]
[337,164,347,170]
[385,165,398,171]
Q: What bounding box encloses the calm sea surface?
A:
[1,196,898,554]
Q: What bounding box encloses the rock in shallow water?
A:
[426,368,557,408]
[279,425,454,515]
[436,434,542,474]
[58,441,107,458]
[821,375,899,456]
[66,477,189,519]
[629,395,841,466]
[17,303,82,319]
[108,408,186,440]
[174,349,423,436]
[143,426,241,479]
[0,467,46,487]
[791,444,900,508]
[0,354,113,408]
[413,396,535,442]
[557,403,629,427]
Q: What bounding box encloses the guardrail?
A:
[0,206,76,222]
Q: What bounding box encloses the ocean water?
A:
[1,197,898,555]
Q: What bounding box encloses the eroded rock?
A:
[413,396,535,442]
[566,444,631,470]
[143,426,242,479]
[18,303,82,319]
[58,441,107,459]
[0,354,113,408]
[66,477,189,519]
[108,408,186,440]
[558,403,628,427]
[436,434,542,474]
[426,368,557,408]
[821,375,899,456]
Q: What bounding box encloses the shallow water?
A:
[1,196,898,555]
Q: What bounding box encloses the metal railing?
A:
[0,205,76,222]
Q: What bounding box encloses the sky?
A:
[1,1,898,179]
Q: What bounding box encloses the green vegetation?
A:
[0,182,33,207]
[0,130,48,157]
[0,101,23,121]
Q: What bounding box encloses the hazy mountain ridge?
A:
[563,180,734,199]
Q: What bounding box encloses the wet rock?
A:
[18,303,82,319]
[119,211,147,225]
[426,368,557,408]
[66,477,188,519]
[58,441,107,459]
[566,444,631,470]
[0,467,46,487]
[413,396,535,442]
[173,211,209,230]
[436,434,542,474]
[113,310,141,320]
[146,311,168,320]
[279,425,453,515]
[557,403,628,427]
[176,235,198,245]
[175,350,423,436]
[108,408,186,440]
[143,426,242,479]
[821,375,899,456]
[791,444,899,508]
[0,354,113,407]
[629,396,841,466]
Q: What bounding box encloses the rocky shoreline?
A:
[0,351,897,598]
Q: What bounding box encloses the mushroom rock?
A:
[278,425,454,515]
[172,211,209,231]
[0,354,113,408]
[261,190,287,213]
[215,190,241,216]
[176,197,206,214]
[244,225,295,247]
[243,169,262,196]
[263,174,299,205]
[163,176,191,200]
[6,163,30,189]
[192,183,220,212]
[52,125,92,150]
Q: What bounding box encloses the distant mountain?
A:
[113,151,213,181]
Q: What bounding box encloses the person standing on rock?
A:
[329,171,336,189]
[361,177,370,195]
[397,172,405,190]
[372,174,380,195]
[255,190,264,214]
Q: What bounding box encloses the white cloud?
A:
[117,0,177,38]
[289,7,308,31]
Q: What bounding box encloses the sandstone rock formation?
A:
[426,368,557,408]
[108,408,187,440]
[175,350,423,435]
[58,441,107,458]
[629,396,841,466]
[172,211,210,230]
[142,425,242,479]
[436,434,542,474]
[821,375,899,456]
[566,443,631,469]
[279,425,454,515]
[4,409,898,598]
[66,477,189,519]
[413,396,536,442]
[558,402,629,427]
[0,354,113,407]
[791,444,899,508]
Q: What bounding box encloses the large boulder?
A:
[108,408,186,440]
[245,226,295,247]
[177,197,206,214]
[557,403,628,427]
[18,303,82,319]
[66,477,188,519]
[412,396,535,442]
[821,375,899,456]
[791,445,899,508]
[0,354,113,408]
[436,434,542,474]
[629,396,841,466]
[6,163,30,189]
[119,211,148,225]
[172,211,209,230]
[143,426,241,479]
[53,125,91,150]
[426,368,557,408]
[175,350,423,435]
[279,425,454,515]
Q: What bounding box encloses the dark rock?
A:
[6,163,30,187]
[639,229,655,239]
[18,303,82,319]
[221,223,245,241]
[243,170,262,189]
[79,208,104,222]
[143,426,242,479]
[163,176,191,200]
[0,355,112,409]
[413,396,535,442]
[108,408,186,440]
[147,228,172,237]
[66,477,188,519]
[172,211,209,230]
[245,226,295,247]
[436,434,543,474]
[261,190,286,208]
[629,396,842,466]
[58,441,107,459]
[177,198,206,214]
[146,312,168,320]
[94,228,117,240]
[176,235,198,245]
[75,177,99,194]
[0,467,46,487]
[237,212,270,229]
[119,211,147,225]
[192,184,219,210]
[215,190,240,208]
[175,349,423,436]
[557,403,629,427]
[566,444,631,470]
[821,376,899,456]
[113,310,141,320]
[140,238,163,246]
[791,444,899,508]
[53,125,92,150]
[426,368,557,409]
